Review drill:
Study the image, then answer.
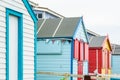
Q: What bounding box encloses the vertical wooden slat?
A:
[79,41,83,61]
[98,50,100,74]
[89,49,99,73]
[78,61,83,80]
[84,43,89,61]
[74,39,79,60]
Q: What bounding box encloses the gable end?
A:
[22,0,37,23]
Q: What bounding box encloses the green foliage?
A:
[60,77,66,80]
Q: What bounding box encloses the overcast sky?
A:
[31,0,120,45]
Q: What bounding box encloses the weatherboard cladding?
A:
[111,45,120,74]
[37,17,89,80]
[0,0,36,80]
[37,17,80,38]
[37,40,71,80]
[112,55,120,74]
[89,36,106,47]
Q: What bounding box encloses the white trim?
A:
[89,36,94,43]
[37,19,46,34]
[52,18,63,37]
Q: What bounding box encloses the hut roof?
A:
[89,36,106,47]
[112,44,120,54]
[37,17,80,38]
[37,17,89,43]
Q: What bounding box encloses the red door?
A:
[89,49,96,73]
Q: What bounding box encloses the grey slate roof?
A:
[87,29,101,36]
[37,17,80,38]
[89,36,106,47]
[112,44,120,54]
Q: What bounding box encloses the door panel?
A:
[9,15,18,80]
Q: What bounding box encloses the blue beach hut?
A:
[37,17,89,80]
[111,45,120,74]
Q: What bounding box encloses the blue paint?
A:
[6,8,23,80]
[37,40,62,54]
[34,23,37,80]
[73,17,81,39]
[111,78,120,80]
[83,61,88,75]
[22,0,38,23]
[73,17,89,43]
[34,9,61,19]
[37,39,71,80]
[22,0,38,80]
[112,55,120,74]
[73,59,78,80]
[6,9,9,80]
[70,39,74,80]
[81,17,89,43]
[44,12,59,19]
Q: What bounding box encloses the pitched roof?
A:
[112,44,120,54]
[29,0,39,8]
[89,36,106,47]
[34,7,64,18]
[37,17,81,38]
[87,29,101,36]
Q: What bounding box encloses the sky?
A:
[31,0,120,45]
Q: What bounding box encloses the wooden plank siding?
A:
[73,59,78,80]
[0,0,35,80]
[37,40,71,80]
[0,2,6,80]
[98,49,102,73]
[89,49,97,73]
[89,49,102,74]
[112,55,120,74]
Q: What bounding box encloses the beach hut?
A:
[89,36,112,75]
[37,17,89,80]
[29,1,64,19]
[110,44,120,80]
[0,0,37,80]
[111,44,120,74]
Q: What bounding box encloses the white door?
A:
[9,15,18,80]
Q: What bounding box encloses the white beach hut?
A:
[0,0,37,80]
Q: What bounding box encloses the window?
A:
[38,13,42,18]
